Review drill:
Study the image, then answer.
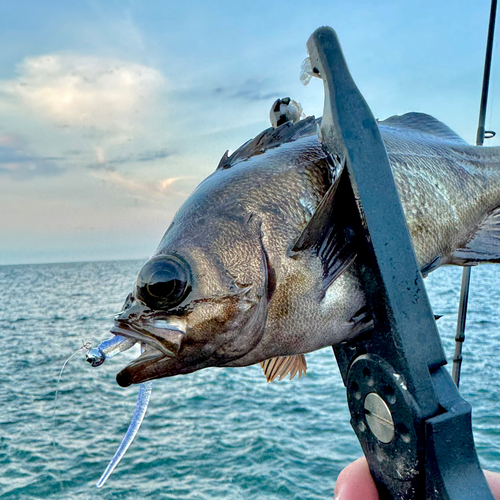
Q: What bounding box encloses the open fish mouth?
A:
[86,309,187,385]
[109,318,186,383]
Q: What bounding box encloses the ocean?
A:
[0,260,498,499]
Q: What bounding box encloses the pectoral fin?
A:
[452,206,500,264]
[259,354,307,382]
[291,166,361,291]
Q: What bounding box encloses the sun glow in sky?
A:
[2,0,499,264]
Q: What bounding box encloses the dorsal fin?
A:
[216,150,229,169]
[379,112,468,144]
[259,354,307,382]
[216,116,318,170]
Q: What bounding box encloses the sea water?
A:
[0,260,498,499]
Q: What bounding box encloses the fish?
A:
[91,109,500,387]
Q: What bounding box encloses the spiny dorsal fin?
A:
[259,354,307,382]
[216,116,318,170]
[217,150,229,169]
[379,112,468,145]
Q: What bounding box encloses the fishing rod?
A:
[452,0,498,388]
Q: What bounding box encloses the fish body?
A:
[112,112,500,387]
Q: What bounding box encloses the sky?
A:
[1,0,499,265]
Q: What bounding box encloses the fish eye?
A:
[136,255,191,310]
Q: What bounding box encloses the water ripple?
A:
[0,261,498,498]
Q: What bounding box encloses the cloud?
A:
[2,54,165,135]
[90,169,195,200]
[0,133,63,179]
[0,133,22,147]
[107,148,173,165]
[129,149,172,163]
[214,78,282,101]
[85,145,173,170]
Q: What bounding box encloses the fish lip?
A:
[115,346,165,387]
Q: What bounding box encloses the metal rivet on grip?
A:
[364,392,395,443]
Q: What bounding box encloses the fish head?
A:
[113,210,271,387]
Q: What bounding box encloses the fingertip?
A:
[334,457,379,500]
[484,470,500,500]
[335,461,500,500]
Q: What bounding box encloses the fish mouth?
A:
[110,317,187,387]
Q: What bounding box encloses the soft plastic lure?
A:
[96,378,153,488]
[87,337,153,488]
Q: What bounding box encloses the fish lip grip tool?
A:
[306,27,495,500]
